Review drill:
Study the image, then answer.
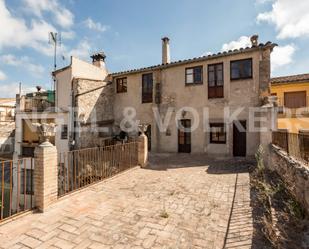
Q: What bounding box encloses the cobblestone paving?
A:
[0,154,254,249]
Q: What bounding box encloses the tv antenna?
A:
[49,32,61,90]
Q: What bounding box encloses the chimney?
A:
[250,35,259,47]
[90,52,106,68]
[162,37,170,64]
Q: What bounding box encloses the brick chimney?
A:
[90,52,106,68]
[162,37,170,64]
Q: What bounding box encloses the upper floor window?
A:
[284,91,306,108]
[142,73,153,103]
[230,58,252,80]
[185,66,203,85]
[116,77,127,93]
[208,63,224,98]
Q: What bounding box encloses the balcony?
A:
[18,90,55,112]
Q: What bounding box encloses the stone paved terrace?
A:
[0,154,256,249]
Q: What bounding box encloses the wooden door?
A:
[233,121,246,157]
[178,119,191,153]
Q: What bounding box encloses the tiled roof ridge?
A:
[111,41,276,76]
[271,73,309,84]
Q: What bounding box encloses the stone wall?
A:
[270,144,309,212]
[0,121,15,158]
[73,78,115,149]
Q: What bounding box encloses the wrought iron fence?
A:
[272,131,309,163]
[58,142,138,197]
[0,158,35,221]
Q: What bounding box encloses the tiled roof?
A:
[271,73,309,85]
[111,42,277,76]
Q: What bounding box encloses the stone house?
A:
[53,35,277,158]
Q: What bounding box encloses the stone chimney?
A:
[90,52,106,68]
[162,37,170,64]
[250,35,259,47]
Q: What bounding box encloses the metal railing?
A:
[58,142,138,197]
[0,158,35,222]
[272,131,309,163]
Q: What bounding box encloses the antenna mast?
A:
[49,32,61,91]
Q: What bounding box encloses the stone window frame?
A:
[116,77,127,93]
[230,58,253,81]
[185,66,203,85]
[209,123,226,144]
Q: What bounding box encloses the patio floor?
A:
[0,154,255,249]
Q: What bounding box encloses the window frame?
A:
[116,77,127,93]
[209,123,226,144]
[61,124,68,140]
[208,63,224,99]
[230,58,253,81]
[185,66,203,85]
[142,73,153,103]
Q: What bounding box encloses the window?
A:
[20,169,34,195]
[142,73,153,103]
[208,63,224,98]
[116,77,127,93]
[230,58,252,80]
[210,123,226,144]
[284,91,306,108]
[185,66,203,84]
[61,125,68,139]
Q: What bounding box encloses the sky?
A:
[0,0,308,97]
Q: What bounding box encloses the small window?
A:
[230,58,252,80]
[20,169,34,195]
[208,63,224,98]
[61,125,68,140]
[116,77,127,93]
[142,73,153,103]
[210,123,226,144]
[185,66,203,85]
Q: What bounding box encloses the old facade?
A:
[53,35,277,158]
[271,73,309,133]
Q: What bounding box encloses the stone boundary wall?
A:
[0,121,15,157]
[270,144,309,213]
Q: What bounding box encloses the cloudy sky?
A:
[0,0,308,97]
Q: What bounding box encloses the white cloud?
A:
[0,0,58,56]
[0,82,39,97]
[83,18,109,32]
[0,70,7,80]
[257,0,309,39]
[221,36,251,51]
[22,0,74,28]
[271,44,296,71]
[0,54,45,77]
[69,40,92,60]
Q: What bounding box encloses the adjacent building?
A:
[271,73,309,133]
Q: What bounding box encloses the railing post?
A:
[138,134,148,168]
[34,141,58,212]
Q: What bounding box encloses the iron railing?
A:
[0,158,35,221]
[58,142,138,197]
[272,131,309,163]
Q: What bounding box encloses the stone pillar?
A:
[138,134,148,168]
[260,105,277,168]
[34,141,58,212]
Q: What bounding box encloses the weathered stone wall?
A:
[270,144,309,212]
[73,78,115,149]
[0,121,15,158]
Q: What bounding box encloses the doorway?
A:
[233,120,246,157]
[178,119,191,153]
